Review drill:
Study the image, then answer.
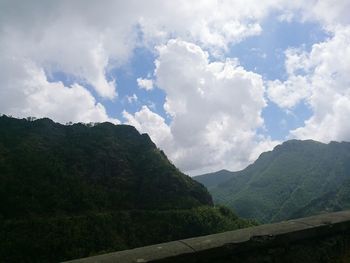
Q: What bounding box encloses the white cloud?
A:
[267,47,314,109]
[126,94,138,104]
[1,0,280,124]
[1,0,350,174]
[123,106,173,148]
[0,56,118,124]
[267,26,350,142]
[0,0,348,98]
[298,0,350,27]
[291,26,350,142]
[267,76,310,109]
[137,78,154,91]
[125,39,279,174]
[0,5,121,99]
[135,0,274,50]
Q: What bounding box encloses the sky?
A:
[1,0,350,175]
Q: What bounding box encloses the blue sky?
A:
[1,1,350,174]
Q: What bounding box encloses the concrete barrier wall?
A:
[65,210,350,263]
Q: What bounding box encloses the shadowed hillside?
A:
[194,169,236,190]
[0,115,253,262]
[0,115,212,217]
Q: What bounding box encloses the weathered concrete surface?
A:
[64,210,350,263]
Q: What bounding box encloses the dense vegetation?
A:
[0,116,253,262]
[194,169,235,189]
[1,207,253,262]
[195,140,350,223]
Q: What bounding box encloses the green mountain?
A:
[0,115,212,217]
[195,140,350,223]
[194,169,235,189]
[0,115,253,262]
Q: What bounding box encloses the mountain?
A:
[195,140,350,223]
[0,115,212,217]
[0,115,253,262]
[194,169,235,189]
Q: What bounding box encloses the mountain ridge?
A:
[194,139,350,223]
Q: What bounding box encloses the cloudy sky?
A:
[1,1,350,175]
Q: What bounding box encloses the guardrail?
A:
[65,210,350,263]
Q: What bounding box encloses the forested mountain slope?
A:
[196,140,350,223]
[0,115,253,262]
[0,115,212,217]
[194,169,236,189]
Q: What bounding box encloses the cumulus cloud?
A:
[267,26,350,142]
[267,76,310,109]
[291,26,350,142]
[266,1,350,143]
[123,106,173,148]
[0,0,280,124]
[0,2,122,99]
[125,39,279,174]
[1,0,350,173]
[267,48,311,109]
[0,56,118,124]
[1,0,347,121]
[137,78,154,91]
